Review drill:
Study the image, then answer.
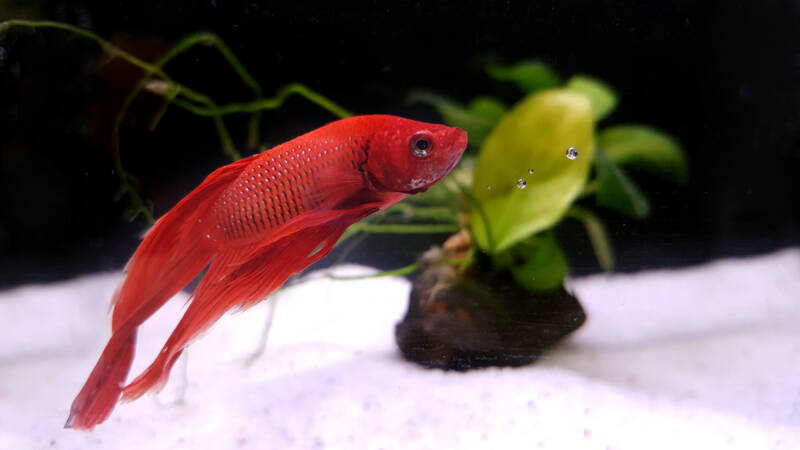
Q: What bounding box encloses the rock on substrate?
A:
[395,261,586,370]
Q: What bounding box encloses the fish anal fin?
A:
[121,217,353,401]
[65,330,136,431]
[67,153,263,430]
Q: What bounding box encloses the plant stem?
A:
[182,32,265,149]
[453,179,496,253]
[1,20,160,74]
[170,82,351,119]
[347,223,460,234]
[385,203,458,223]
[579,180,598,197]
[565,205,615,271]
[3,20,354,223]
[327,263,419,281]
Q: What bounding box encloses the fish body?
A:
[66,115,467,430]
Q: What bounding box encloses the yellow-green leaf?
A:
[471,89,595,252]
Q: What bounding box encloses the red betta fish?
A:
[66,115,467,430]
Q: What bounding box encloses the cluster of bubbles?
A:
[515,147,579,189]
[487,147,579,191]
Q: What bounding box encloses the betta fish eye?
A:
[409,133,433,158]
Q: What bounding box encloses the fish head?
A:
[364,115,468,194]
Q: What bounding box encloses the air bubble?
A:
[528,168,534,174]
[566,147,579,160]
[517,178,527,189]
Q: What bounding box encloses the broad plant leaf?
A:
[471,89,595,252]
[598,124,688,184]
[408,91,506,148]
[509,233,569,293]
[566,75,618,121]
[594,149,650,218]
[486,60,561,93]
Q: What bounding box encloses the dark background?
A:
[1,0,798,288]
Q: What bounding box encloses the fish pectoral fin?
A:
[247,196,401,254]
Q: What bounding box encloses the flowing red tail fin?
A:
[119,193,405,401]
[66,155,258,430]
[120,218,352,401]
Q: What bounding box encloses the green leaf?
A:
[407,91,506,148]
[598,124,688,184]
[566,206,614,271]
[468,96,506,124]
[566,75,618,121]
[486,60,561,93]
[471,89,595,252]
[594,149,650,218]
[509,234,568,293]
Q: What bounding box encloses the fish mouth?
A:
[452,127,468,153]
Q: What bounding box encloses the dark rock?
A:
[395,257,586,370]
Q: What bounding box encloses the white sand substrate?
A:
[1,248,798,449]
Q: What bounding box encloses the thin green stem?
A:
[347,223,460,234]
[579,180,598,197]
[171,82,351,119]
[327,263,419,281]
[332,211,392,262]
[183,32,264,148]
[3,20,243,221]
[333,231,370,264]
[3,20,352,221]
[1,20,164,76]
[243,297,278,366]
[453,179,496,253]
[4,21,242,157]
[385,203,457,223]
[566,205,614,271]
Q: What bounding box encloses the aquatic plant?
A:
[393,61,688,369]
[409,60,688,290]
[0,20,350,224]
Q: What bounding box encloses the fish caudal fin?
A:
[121,196,407,401]
[121,218,351,401]
[67,155,259,431]
[64,330,137,429]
